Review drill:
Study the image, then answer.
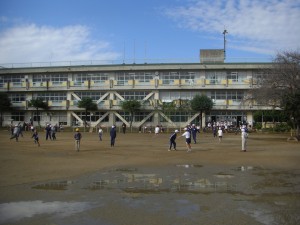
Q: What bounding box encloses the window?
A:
[118,91,150,100]
[74,91,105,101]
[0,74,25,87]
[33,92,67,102]
[227,72,238,82]
[9,93,26,103]
[33,73,68,84]
[168,111,194,122]
[11,112,25,122]
[206,71,226,84]
[160,91,200,102]
[75,111,107,122]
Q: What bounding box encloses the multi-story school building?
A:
[0,50,272,129]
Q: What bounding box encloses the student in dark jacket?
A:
[169,130,179,151]
[110,125,117,147]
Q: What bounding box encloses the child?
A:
[169,130,179,151]
[181,128,192,152]
[31,129,40,146]
[74,128,82,151]
[98,127,103,141]
[218,127,223,142]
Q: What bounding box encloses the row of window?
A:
[8,110,246,124]
[8,90,247,102]
[0,70,263,85]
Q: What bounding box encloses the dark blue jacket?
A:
[110,128,117,138]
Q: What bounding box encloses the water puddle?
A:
[176,164,203,168]
[234,166,261,172]
[86,171,237,193]
[214,173,235,179]
[0,200,96,224]
[32,180,73,190]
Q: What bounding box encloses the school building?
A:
[0,49,272,129]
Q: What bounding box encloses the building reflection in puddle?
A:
[0,200,96,224]
[88,170,238,193]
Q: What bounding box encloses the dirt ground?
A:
[0,129,299,225]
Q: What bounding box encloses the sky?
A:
[0,0,300,65]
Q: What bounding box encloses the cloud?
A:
[164,0,300,55]
[0,24,121,64]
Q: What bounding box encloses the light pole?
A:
[223,29,228,61]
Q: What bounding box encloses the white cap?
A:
[175,130,179,133]
[184,128,187,131]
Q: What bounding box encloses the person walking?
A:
[241,126,248,152]
[98,127,103,141]
[191,124,200,144]
[110,125,117,147]
[31,129,40,147]
[74,128,82,152]
[181,128,192,152]
[218,127,223,142]
[169,130,179,151]
[10,125,20,142]
[51,125,56,140]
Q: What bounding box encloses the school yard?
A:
[0,129,299,225]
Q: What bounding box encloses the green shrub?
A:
[273,123,291,132]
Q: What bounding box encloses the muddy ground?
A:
[0,129,299,225]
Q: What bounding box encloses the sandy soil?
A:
[0,129,299,225]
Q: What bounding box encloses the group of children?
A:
[10,123,40,146]
[168,124,248,152]
[168,124,200,153]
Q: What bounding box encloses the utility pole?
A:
[223,29,228,61]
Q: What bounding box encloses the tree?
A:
[77,97,98,131]
[253,50,300,139]
[29,98,49,127]
[0,92,12,127]
[121,100,141,128]
[190,94,214,129]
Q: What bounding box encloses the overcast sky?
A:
[0,0,299,65]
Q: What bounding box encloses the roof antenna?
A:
[223,29,228,61]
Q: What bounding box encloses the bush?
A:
[253,123,262,130]
[273,123,291,132]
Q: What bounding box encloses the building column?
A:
[246,111,253,128]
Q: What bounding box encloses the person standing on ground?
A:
[31,129,40,147]
[181,128,192,152]
[155,125,160,135]
[213,125,217,138]
[74,128,82,152]
[51,125,56,140]
[110,125,117,147]
[45,124,52,140]
[98,127,103,141]
[122,123,126,134]
[241,126,248,152]
[169,129,179,151]
[218,127,223,142]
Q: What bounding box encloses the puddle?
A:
[0,201,96,224]
[115,168,137,172]
[85,171,238,193]
[214,173,235,179]
[234,166,261,172]
[32,180,73,190]
[176,164,203,168]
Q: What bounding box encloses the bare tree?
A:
[252,50,300,140]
